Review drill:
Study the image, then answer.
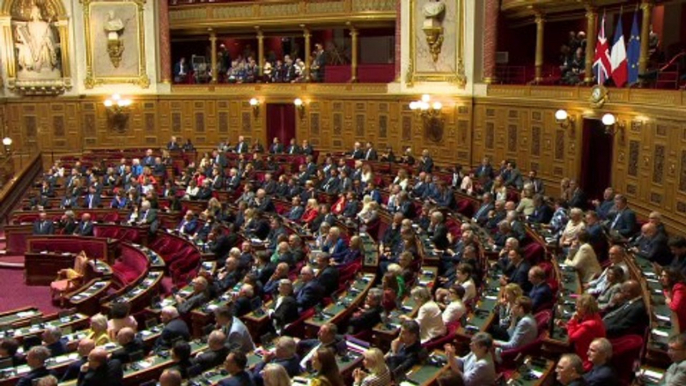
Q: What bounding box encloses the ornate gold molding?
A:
[169,0,396,31]
[407,0,466,88]
[81,0,150,89]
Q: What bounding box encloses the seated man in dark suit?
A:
[77,347,123,386]
[555,353,588,386]
[73,213,94,236]
[254,189,276,213]
[294,266,324,312]
[385,320,428,379]
[631,222,672,266]
[154,306,191,352]
[473,193,495,225]
[175,277,210,315]
[219,350,255,386]
[33,212,55,235]
[527,194,554,224]
[42,326,67,357]
[286,196,305,221]
[252,336,302,386]
[16,346,55,386]
[193,331,230,372]
[607,194,637,239]
[265,279,299,335]
[110,328,146,365]
[583,338,619,386]
[61,338,95,381]
[602,280,649,338]
[499,249,532,293]
[232,283,260,318]
[348,288,384,333]
[298,323,347,369]
[428,211,450,250]
[527,266,553,312]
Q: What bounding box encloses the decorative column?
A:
[394,0,401,81]
[257,28,265,77]
[584,5,597,84]
[159,0,172,83]
[302,26,311,82]
[534,11,545,84]
[482,0,499,83]
[638,0,654,78]
[350,27,359,82]
[209,30,217,84]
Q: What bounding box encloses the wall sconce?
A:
[601,113,625,137]
[409,94,444,142]
[103,94,132,133]
[2,137,12,156]
[249,98,260,118]
[294,98,305,120]
[555,109,575,128]
[409,94,443,120]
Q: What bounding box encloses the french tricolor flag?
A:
[610,14,628,87]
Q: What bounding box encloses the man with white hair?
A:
[583,338,618,385]
[294,266,324,312]
[42,325,67,357]
[17,346,54,386]
[192,330,229,372]
[232,283,259,317]
[154,306,190,351]
[137,199,159,233]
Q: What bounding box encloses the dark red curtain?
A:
[266,104,296,145]
[580,118,614,200]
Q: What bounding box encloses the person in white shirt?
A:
[565,230,602,284]
[401,287,445,343]
[440,284,467,326]
[584,245,628,295]
[444,332,497,386]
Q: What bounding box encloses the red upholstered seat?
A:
[283,308,315,337]
[423,320,460,351]
[499,310,551,369]
[523,242,545,264]
[609,335,644,385]
[101,212,120,223]
[456,199,475,218]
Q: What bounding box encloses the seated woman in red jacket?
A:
[331,193,347,216]
[557,294,606,371]
[661,267,686,333]
[300,198,319,225]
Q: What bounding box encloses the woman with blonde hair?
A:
[557,294,605,371]
[361,164,374,185]
[262,363,291,386]
[86,313,111,346]
[490,283,523,341]
[353,348,391,386]
[401,287,446,343]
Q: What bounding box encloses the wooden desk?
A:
[402,351,450,386]
[0,313,89,343]
[508,356,556,386]
[304,274,375,337]
[0,307,41,328]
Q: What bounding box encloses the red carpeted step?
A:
[0,254,25,269]
[0,267,62,314]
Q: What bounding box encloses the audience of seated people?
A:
[9,144,686,386]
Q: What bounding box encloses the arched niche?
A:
[1,0,71,95]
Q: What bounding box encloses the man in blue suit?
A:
[219,350,254,386]
[83,187,101,209]
[583,338,619,386]
[608,194,637,238]
[32,212,54,235]
[473,193,495,225]
[286,196,305,221]
[322,227,348,262]
[294,266,323,312]
[177,210,198,235]
[527,266,553,312]
[592,187,615,220]
[528,194,553,224]
[500,249,532,293]
[475,157,494,179]
[251,336,302,386]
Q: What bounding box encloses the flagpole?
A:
[638,0,654,84]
